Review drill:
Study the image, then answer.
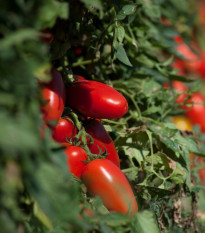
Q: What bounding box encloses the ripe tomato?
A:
[41,69,65,125]
[185,92,205,133]
[81,159,138,216]
[51,117,77,143]
[40,29,54,44]
[84,119,120,167]
[63,144,88,178]
[172,116,192,131]
[174,36,202,73]
[172,59,186,76]
[164,81,187,105]
[198,1,205,26]
[198,169,205,184]
[66,80,128,119]
[74,75,86,82]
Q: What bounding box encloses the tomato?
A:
[84,119,120,167]
[81,159,138,216]
[185,92,205,133]
[198,169,205,184]
[51,117,77,143]
[63,144,88,178]
[74,46,83,55]
[74,75,86,82]
[199,1,205,26]
[174,36,202,73]
[40,29,54,44]
[172,116,192,131]
[41,69,65,125]
[66,80,128,119]
[172,59,186,76]
[164,81,187,105]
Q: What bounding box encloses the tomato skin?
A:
[51,117,77,143]
[81,159,138,215]
[185,92,205,133]
[41,69,65,125]
[63,144,88,178]
[66,80,128,119]
[174,36,201,73]
[172,116,192,131]
[198,169,205,183]
[74,75,86,82]
[164,81,187,105]
[172,59,186,76]
[85,120,120,167]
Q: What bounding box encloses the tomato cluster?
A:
[40,72,138,216]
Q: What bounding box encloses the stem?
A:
[71,58,98,67]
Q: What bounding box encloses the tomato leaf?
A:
[115,45,133,67]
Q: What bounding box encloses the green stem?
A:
[71,58,98,67]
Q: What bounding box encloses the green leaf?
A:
[80,0,103,11]
[133,211,160,233]
[0,29,39,50]
[116,26,125,43]
[122,4,137,15]
[115,45,133,67]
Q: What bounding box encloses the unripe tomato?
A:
[172,116,192,131]
[41,69,65,125]
[63,144,88,178]
[85,119,120,167]
[81,159,138,216]
[51,117,77,143]
[66,80,128,119]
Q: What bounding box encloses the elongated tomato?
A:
[41,69,65,125]
[66,80,128,119]
[85,120,120,167]
[82,159,138,216]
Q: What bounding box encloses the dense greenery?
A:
[0,0,205,232]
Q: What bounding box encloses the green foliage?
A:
[0,0,204,232]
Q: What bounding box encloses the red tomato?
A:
[198,169,205,183]
[81,159,138,216]
[174,36,202,73]
[40,29,54,44]
[66,80,128,119]
[74,47,83,55]
[85,119,120,167]
[41,69,65,125]
[63,144,88,178]
[199,1,205,26]
[164,81,187,105]
[185,92,205,133]
[74,75,86,82]
[51,117,77,143]
[172,59,186,76]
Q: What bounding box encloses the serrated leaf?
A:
[115,45,133,67]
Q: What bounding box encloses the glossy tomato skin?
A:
[41,69,65,125]
[63,144,88,178]
[82,159,138,216]
[172,116,192,131]
[66,80,128,119]
[185,92,205,133]
[85,120,120,167]
[51,117,77,143]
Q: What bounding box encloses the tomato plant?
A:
[63,144,88,179]
[41,69,65,125]
[84,119,120,167]
[51,117,77,143]
[66,80,128,119]
[81,159,138,216]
